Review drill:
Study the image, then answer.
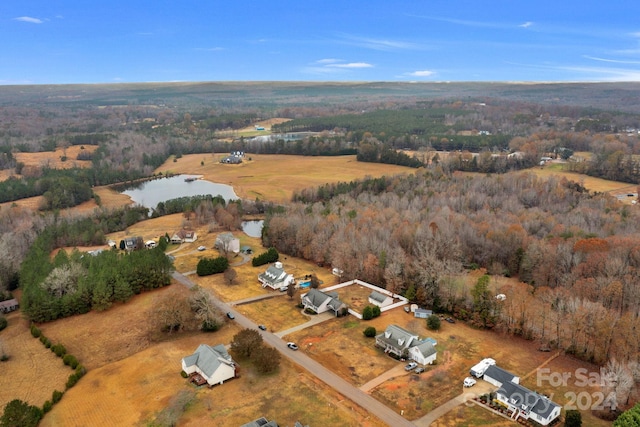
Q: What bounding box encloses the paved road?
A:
[172,271,415,427]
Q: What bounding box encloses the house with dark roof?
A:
[368,290,393,308]
[258,262,294,291]
[0,298,19,313]
[181,344,236,387]
[123,236,143,251]
[496,380,561,425]
[240,418,278,427]
[301,288,347,316]
[171,229,197,244]
[483,365,520,388]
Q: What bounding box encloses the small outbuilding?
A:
[414,308,433,319]
[368,290,393,308]
[0,298,19,313]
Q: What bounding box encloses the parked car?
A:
[197,245,206,251]
[463,377,477,387]
[445,317,456,324]
[404,362,418,371]
[415,367,425,374]
[226,312,235,319]
[258,324,267,331]
[287,342,299,351]
[404,306,410,313]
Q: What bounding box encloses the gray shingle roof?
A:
[484,365,518,386]
[376,325,418,351]
[369,290,388,303]
[183,344,234,379]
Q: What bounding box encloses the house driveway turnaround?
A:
[172,272,416,427]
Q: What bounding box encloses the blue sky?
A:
[2,1,640,84]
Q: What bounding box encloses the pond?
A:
[121,175,238,211]
[241,220,264,238]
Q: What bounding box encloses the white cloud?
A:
[316,58,341,64]
[519,22,533,28]
[14,16,43,24]
[194,47,225,52]
[327,62,373,69]
[584,55,640,65]
[407,70,435,77]
[335,33,419,51]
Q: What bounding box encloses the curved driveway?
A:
[172,271,415,427]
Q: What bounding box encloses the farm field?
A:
[0,309,71,411]
[155,153,418,203]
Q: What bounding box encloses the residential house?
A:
[301,288,347,316]
[408,340,437,365]
[375,325,420,359]
[215,232,240,254]
[241,418,278,427]
[368,290,393,308]
[483,365,520,388]
[171,229,197,244]
[181,344,236,387]
[258,262,294,291]
[414,308,433,319]
[495,380,561,425]
[123,236,143,251]
[0,298,19,313]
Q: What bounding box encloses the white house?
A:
[301,288,346,316]
[368,290,393,308]
[181,344,236,387]
[171,229,197,244]
[215,232,240,254]
[408,340,437,365]
[258,262,294,290]
[375,325,419,359]
[495,380,561,425]
[483,364,520,388]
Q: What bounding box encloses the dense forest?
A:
[266,171,640,366]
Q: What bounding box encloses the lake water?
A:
[241,220,264,237]
[122,175,238,210]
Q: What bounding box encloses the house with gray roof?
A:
[301,288,347,316]
[240,418,278,427]
[258,262,294,290]
[408,340,437,365]
[368,290,393,308]
[496,380,561,425]
[375,325,420,359]
[181,344,236,387]
[483,364,520,388]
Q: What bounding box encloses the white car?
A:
[463,377,477,387]
[197,246,206,251]
[287,342,298,351]
[404,362,418,371]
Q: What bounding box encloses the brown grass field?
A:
[1,151,633,426]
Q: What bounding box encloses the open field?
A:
[156,153,418,203]
[0,309,71,410]
[34,284,385,427]
[14,145,98,171]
